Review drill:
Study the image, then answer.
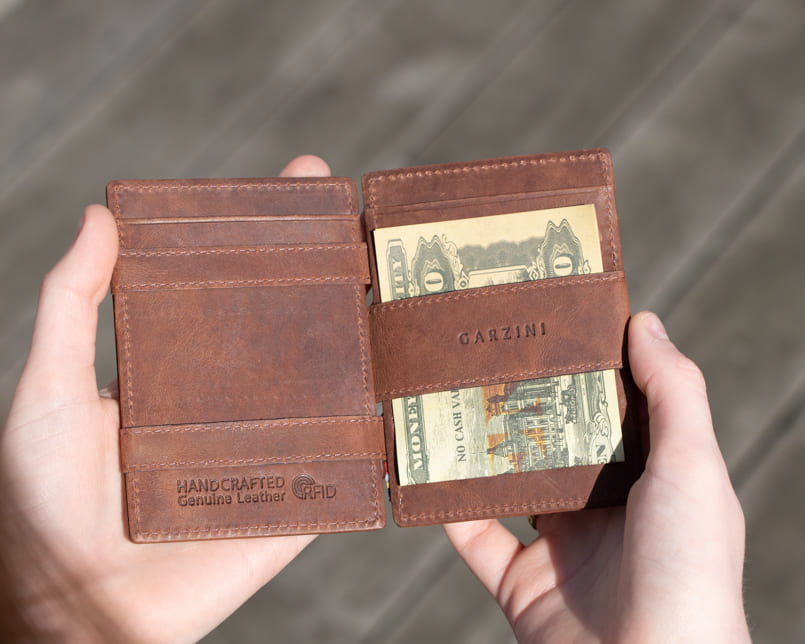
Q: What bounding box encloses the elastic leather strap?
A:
[369,272,629,400]
[121,416,385,472]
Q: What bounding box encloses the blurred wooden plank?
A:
[666,156,805,468]
[0,0,22,21]
[215,0,559,179]
[205,523,450,643]
[739,404,805,643]
[611,0,805,308]
[379,516,534,643]
[0,0,203,198]
[0,0,386,419]
[383,558,515,644]
[419,0,734,163]
[664,145,805,643]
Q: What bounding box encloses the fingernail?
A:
[644,312,669,340]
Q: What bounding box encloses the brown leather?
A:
[109,178,385,542]
[369,272,629,400]
[109,149,644,542]
[120,417,386,472]
[113,244,371,292]
[363,149,642,527]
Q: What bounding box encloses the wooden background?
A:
[1,1,804,641]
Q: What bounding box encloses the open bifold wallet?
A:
[109,148,644,542]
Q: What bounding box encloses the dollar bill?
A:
[373,204,624,485]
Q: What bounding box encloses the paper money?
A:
[373,204,624,485]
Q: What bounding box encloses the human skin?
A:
[1,155,330,643]
[444,311,752,643]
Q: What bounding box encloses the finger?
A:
[628,311,725,476]
[278,154,331,178]
[443,519,523,600]
[20,205,119,403]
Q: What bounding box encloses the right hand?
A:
[444,311,751,643]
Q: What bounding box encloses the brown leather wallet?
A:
[109,149,644,542]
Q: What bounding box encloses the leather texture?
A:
[363,149,643,527]
[369,271,629,400]
[109,178,385,542]
[109,149,644,542]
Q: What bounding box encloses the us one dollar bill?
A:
[373,204,624,486]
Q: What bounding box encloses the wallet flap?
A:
[362,149,644,527]
[109,177,386,542]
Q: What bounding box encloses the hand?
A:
[1,155,332,643]
[444,311,751,643]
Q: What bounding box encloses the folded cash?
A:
[373,204,624,485]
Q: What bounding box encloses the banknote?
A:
[373,204,624,485]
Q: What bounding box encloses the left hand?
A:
[1,155,331,643]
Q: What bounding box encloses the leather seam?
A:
[370,272,623,313]
[112,181,350,193]
[376,361,622,400]
[598,151,617,269]
[369,460,380,525]
[399,496,589,522]
[113,276,370,291]
[131,475,143,538]
[135,519,378,537]
[353,284,373,415]
[365,153,606,210]
[118,244,366,257]
[122,417,383,435]
[119,294,135,426]
[124,452,387,471]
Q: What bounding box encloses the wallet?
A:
[108,148,643,542]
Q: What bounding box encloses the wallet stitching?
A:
[369,460,380,524]
[112,182,348,191]
[353,284,374,415]
[364,152,607,210]
[398,496,589,521]
[605,186,617,269]
[598,153,618,269]
[119,293,135,427]
[118,244,367,257]
[123,417,383,435]
[125,452,386,470]
[370,272,623,313]
[377,360,623,400]
[136,519,378,538]
[114,276,371,291]
[131,475,143,538]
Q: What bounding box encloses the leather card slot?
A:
[121,416,385,472]
[362,149,613,211]
[369,271,629,401]
[115,282,375,428]
[111,243,371,292]
[125,456,385,542]
[364,186,621,277]
[389,461,637,527]
[364,185,605,221]
[117,216,362,249]
[108,178,357,220]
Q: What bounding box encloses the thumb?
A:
[278,154,331,178]
[628,311,727,480]
[16,205,119,405]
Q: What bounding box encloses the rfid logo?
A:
[291,474,337,500]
